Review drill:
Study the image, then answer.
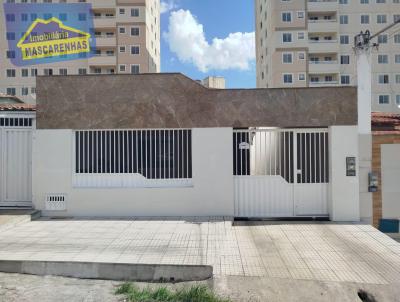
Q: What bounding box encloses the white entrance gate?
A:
[0,114,34,207]
[233,128,329,218]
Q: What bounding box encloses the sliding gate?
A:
[233,128,329,218]
[0,114,34,207]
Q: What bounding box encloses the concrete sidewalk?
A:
[0,218,399,284]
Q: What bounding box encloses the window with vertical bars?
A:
[0,117,33,127]
[75,129,192,179]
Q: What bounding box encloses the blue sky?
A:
[160,0,256,88]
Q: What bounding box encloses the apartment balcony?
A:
[93,16,116,28]
[307,0,338,12]
[308,20,338,32]
[308,60,339,73]
[88,55,116,66]
[308,40,339,53]
[95,36,116,47]
[91,0,116,9]
[309,80,339,87]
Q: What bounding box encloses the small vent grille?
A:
[45,194,67,211]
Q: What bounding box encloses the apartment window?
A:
[340,15,348,24]
[21,13,28,22]
[361,15,369,24]
[119,8,125,14]
[298,32,304,40]
[283,74,293,84]
[297,11,304,19]
[106,50,114,56]
[119,65,126,72]
[310,76,319,83]
[119,46,126,53]
[131,64,140,74]
[93,68,101,74]
[376,0,386,2]
[378,34,388,44]
[361,0,369,3]
[396,95,400,105]
[298,52,305,60]
[340,55,350,64]
[21,69,28,77]
[339,0,348,3]
[59,68,67,76]
[378,95,390,104]
[282,12,292,22]
[43,13,52,19]
[282,33,292,43]
[6,14,15,22]
[298,73,305,81]
[378,74,389,84]
[394,34,400,43]
[31,69,37,77]
[6,69,16,77]
[6,32,15,40]
[6,50,15,58]
[341,75,350,84]
[78,68,87,75]
[378,54,388,64]
[31,87,36,94]
[395,55,400,63]
[6,88,16,96]
[396,74,400,83]
[340,35,349,44]
[279,53,292,64]
[394,15,400,22]
[21,87,28,96]
[43,69,53,76]
[119,27,126,34]
[131,8,139,17]
[131,46,140,55]
[59,13,67,21]
[131,27,140,36]
[377,14,387,24]
[394,0,400,3]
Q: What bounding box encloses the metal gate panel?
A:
[0,114,34,207]
[233,128,329,218]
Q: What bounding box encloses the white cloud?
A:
[163,9,255,73]
[160,0,178,14]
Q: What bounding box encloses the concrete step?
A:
[0,260,213,282]
[0,210,41,231]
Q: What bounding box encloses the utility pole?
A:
[354,20,400,224]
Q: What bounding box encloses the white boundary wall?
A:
[33,128,234,217]
[33,126,360,220]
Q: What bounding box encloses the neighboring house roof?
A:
[0,103,36,112]
[372,112,400,135]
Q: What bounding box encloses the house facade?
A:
[28,73,360,220]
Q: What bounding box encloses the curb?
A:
[0,260,213,282]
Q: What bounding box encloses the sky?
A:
[160,0,256,88]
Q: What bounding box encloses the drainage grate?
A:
[45,194,67,211]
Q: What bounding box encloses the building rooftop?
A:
[0,103,36,112]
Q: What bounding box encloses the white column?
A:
[329,126,360,221]
[357,49,373,223]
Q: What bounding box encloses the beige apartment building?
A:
[0,0,160,103]
[256,0,400,112]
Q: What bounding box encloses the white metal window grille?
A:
[0,117,33,127]
[73,129,192,188]
[45,194,67,211]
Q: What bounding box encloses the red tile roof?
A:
[372,112,400,135]
[0,103,36,111]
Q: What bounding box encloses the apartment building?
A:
[201,76,226,89]
[0,0,160,103]
[255,0,400,112]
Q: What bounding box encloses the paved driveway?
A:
[0,218,399,284]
